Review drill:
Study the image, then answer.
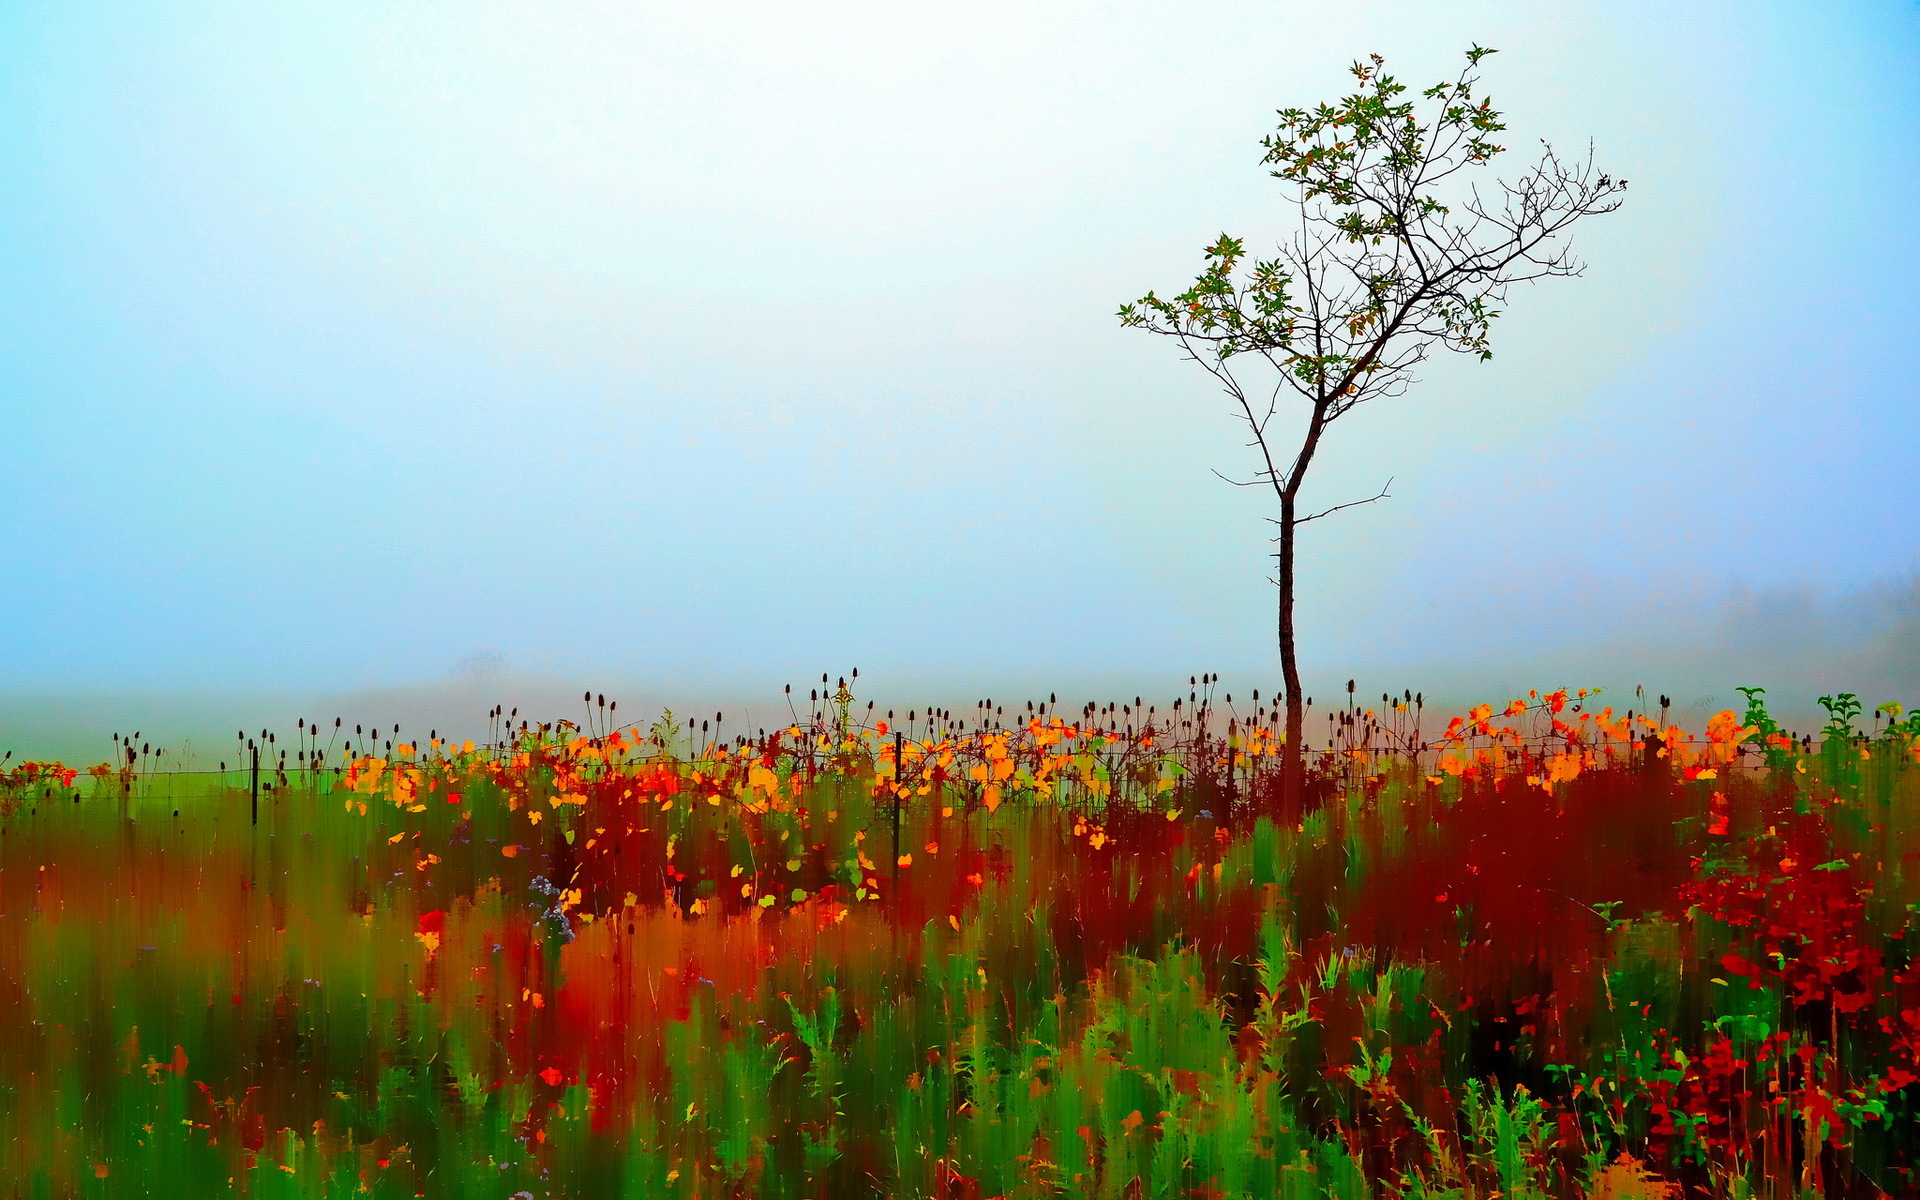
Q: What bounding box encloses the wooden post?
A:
[892,731,903,900]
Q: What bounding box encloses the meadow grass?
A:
[3,687,1919,1198]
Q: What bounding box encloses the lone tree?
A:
[1120,46,1624,807]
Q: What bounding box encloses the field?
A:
[4,685,1920,1198]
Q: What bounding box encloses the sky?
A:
[2,0,1918,757]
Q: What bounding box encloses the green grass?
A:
[3,692,1919,1197]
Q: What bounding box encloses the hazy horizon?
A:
[5,569,1913,765]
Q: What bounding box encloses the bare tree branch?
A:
[1289,477,1394,526]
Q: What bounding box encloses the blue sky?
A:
[2,0,1917,750]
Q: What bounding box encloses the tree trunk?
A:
[1278,493,1305,814]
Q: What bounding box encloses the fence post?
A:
[892,731,903,900]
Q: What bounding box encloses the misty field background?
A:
[5,3,1920,1198]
